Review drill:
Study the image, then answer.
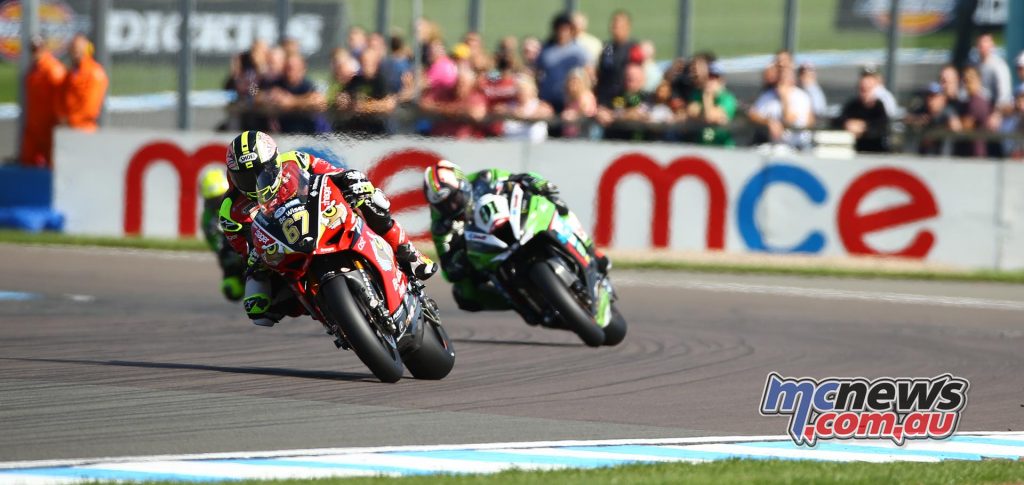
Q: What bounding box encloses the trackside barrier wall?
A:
[53,128,1024,270]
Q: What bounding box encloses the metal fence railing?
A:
[8,0,1024,160]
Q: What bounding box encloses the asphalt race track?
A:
[2,244,1023,463]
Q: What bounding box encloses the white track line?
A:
[615,277,1024,312]
[1,432,1020,471]
[302,454,545,473]
[86,461,380,480]
[674,444,938,463]
[835,439,1024,457]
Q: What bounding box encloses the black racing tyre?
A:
[403,321,455,380]
[529,263,605,347]
[602,306,627,346]
[319,276,404,383]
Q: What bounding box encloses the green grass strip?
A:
[91,459,1024,485]
[0,230,207,252]
[2,230,1021,284]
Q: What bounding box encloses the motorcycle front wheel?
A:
[319,276,404,383]
[529,263,605,347]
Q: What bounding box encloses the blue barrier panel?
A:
[0,166,64,232]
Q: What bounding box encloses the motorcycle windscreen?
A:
[255,164,316,254]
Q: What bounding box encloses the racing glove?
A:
[397,243,438,281]
[510,174,569,216]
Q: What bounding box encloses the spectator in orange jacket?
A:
[20,37,67,168]
[59,34,108,132]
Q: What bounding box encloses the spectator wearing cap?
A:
[798,63,827,117]
[572,12,602,67]
[536,13,589,112]
[258,53,326,134]
[833,73,890,153]
[685,59,737,147]
[595,10,635,107]
[975,33,1013,112]
[860,65,898,117]
[999,83,1024,158]
[20,36,66,167]
[59,34,108,133]
[748,65,813,149]
[905,82,962,156]
[596,63,651,141]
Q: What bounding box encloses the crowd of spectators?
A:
[222,11,1024,159]
[905,34,1024,158]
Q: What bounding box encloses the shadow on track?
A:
[4,357,376,382]
[453,338,582,348]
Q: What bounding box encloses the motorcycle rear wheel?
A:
[319,276,404,383]
[529,263,605,347]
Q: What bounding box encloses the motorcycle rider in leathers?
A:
[220,130,437,326]
[423,160,609,313]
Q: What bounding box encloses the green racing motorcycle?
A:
[462,178,627,347]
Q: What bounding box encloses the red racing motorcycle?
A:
[250,164,454,383]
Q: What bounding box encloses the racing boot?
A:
[243,273,282,327]
[381,222,438,280]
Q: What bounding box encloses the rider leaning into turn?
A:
[220,130,437,327]
[198,168,245,302]
[423,160,607,312]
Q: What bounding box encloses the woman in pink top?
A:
[425,39,458,93]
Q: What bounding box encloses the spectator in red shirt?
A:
[419,68,487,139]
[478,48,520,136]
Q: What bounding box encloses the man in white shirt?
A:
[749,66,814,149]
[798,62,828,116]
